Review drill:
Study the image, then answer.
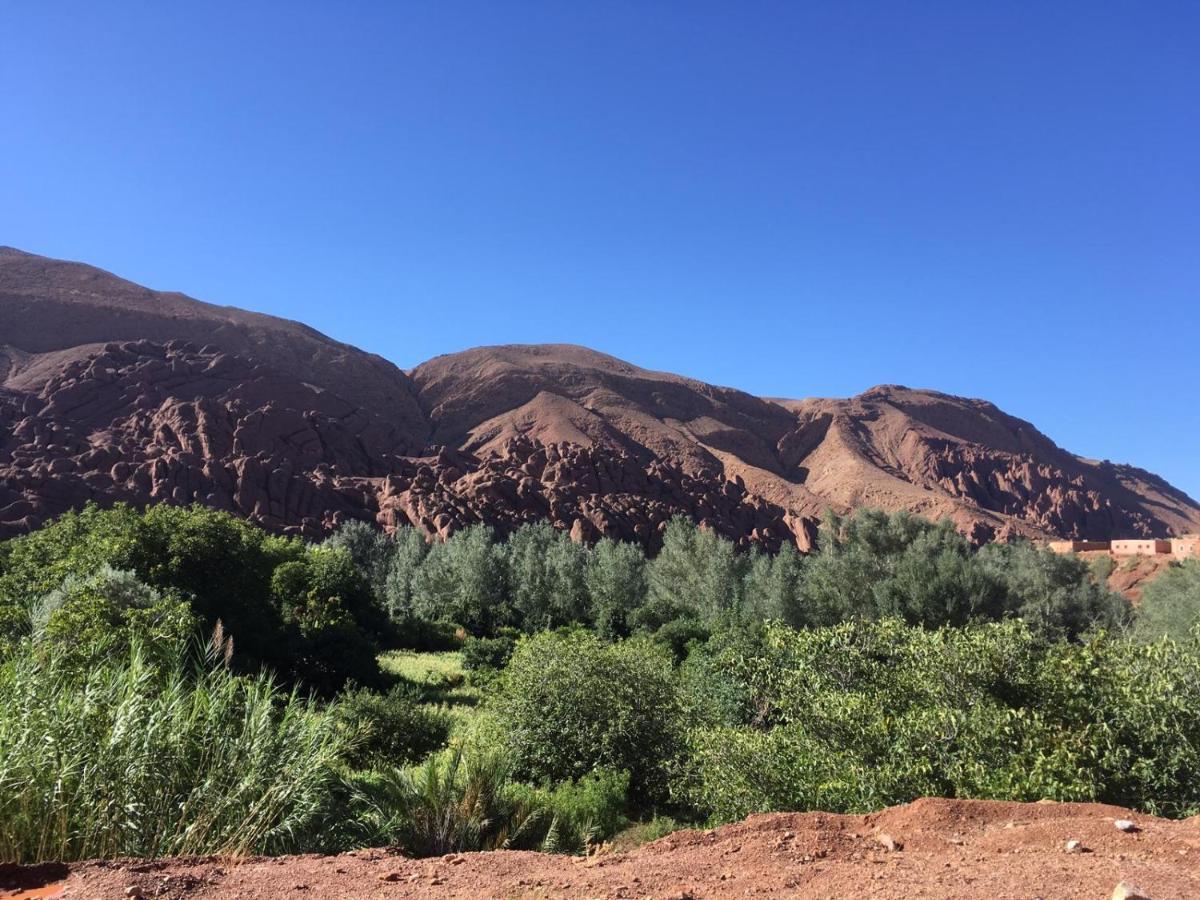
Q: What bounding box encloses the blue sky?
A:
[2,2,1197,499]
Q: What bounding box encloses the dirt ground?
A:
[6,798,1200,899]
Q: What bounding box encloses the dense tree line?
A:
[3,501,1198,867]
[325,509,1132,652]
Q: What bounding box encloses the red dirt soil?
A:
[15,798,1200,899]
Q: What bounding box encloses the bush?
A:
[30,565,197,673]
[0,637,349,864]
[683,619,1200,822]
[333,684,451,770]
[495,630,682,805]
[461,633,517,672]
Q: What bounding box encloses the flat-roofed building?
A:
[1170,535,1200,560]
[1111,539,1172,557]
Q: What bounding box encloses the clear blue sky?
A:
[2,2,1197,499]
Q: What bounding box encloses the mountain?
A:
[2,246,1197,548]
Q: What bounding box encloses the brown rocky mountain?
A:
[2,246,1197,548]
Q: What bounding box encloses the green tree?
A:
[978,541,1129,640]
[741,544,806,626]
[383,526,430,622]
[639,518,748,632]
[410,525,508,634]
[584,537,647,641]
[503,522,589,631]
[324,519,392,608]
[1134,559,1200,642]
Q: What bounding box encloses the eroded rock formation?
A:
[2,246,1197,547]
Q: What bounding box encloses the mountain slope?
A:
[2,247,1197,546]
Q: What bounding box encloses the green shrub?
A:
[30,565,197,674]
[333,684,451,770]
[495,630,682,805]
[461,633,516,672]
[507,769,630,853]
[683,619,1200,822]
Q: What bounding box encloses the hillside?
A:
[2,246,1198,547]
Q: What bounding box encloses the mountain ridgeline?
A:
[2,246,1197,548]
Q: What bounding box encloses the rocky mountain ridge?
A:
[2,246,1197,548]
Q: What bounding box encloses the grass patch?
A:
[607,816,687,853]
[379,650,482,731]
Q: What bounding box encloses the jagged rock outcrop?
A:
[2,246,1198,547]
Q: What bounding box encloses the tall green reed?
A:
[0,637,349,864]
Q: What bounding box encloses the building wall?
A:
[1048,540,1111,553]
[1170,537,1200,560]
[1111,539,1172,557]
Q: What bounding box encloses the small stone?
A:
[124,888,144,900]
[1112,882,1151,900]
[378,872,402,882]
[1065,839,1085,853]
[876,833,903,852]
[1114,819,1139,833]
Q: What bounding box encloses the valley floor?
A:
[15,798,1200,899]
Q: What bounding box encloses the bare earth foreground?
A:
[6,799,1200,900]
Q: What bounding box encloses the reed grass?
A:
[0,640,349,864]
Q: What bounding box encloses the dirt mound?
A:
[23,798,1200,898]
[3,247,1199,547]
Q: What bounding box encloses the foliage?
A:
[345,746,627,856]
[411,525,509,633]
[461,633,517,673]
[585,537,647,641]
[1135,559,1200,642]
[0,637,349,864]
[683,619,1200,822]
[333,683,451,770]
[324,519,393,608]
[495,630,682,805]
[977,541,1130,641]
[0,504,386,692]
[800,510,1011,628]
[383,526,431,623]
[503,522,589,631]
[30,565,197,672]
[639,518,748,633]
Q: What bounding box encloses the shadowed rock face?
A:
[2,247,1198,547]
